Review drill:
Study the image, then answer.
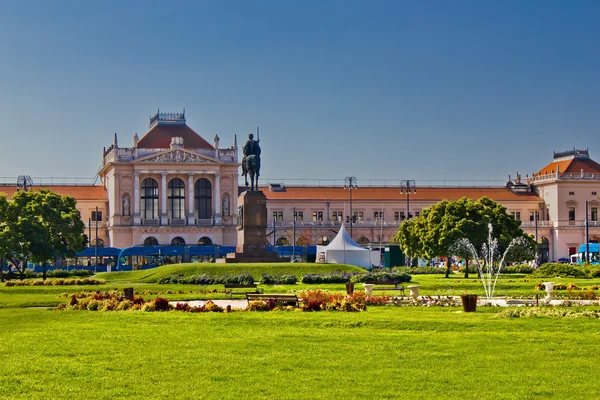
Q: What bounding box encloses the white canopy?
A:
[317,223,374,269]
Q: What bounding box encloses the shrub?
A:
[153,297,172,311]
[259,274,297,285]
[247,300,274,311]
[203,300,224,312]
[534,263,590,279]
[158,272,255,285]
[300,272,355,284]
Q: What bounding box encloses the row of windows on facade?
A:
[274,235,381,246]
[569,191,597,196]
[89,237,213,247]
[123,178,230,220]
[271,210,421,222]
[510,208,599,222]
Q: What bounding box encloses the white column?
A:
[133,172,140,225]
[187,172,195,225]
[214,172,221,224]
[161,172,168,225]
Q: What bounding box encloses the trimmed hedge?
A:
[158,272,255,285]
[259,274,297,284]
[300,272,356,284]
[533,263,591,279]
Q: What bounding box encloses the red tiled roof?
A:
[257,186,541,202]
[0,186,107,200]
[137,124,213,149]
[537,157,600,176]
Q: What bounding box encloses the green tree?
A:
[393,197,535,278]
[0,190,87,280]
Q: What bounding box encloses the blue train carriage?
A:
[575,243,600,264]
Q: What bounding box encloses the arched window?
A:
[141,178,159,219]
[296,237,309,246]
[358,236,370,244]
[143,237,158,246]
[91,238,105,247]
[198,237,212,245]
[194,178,212,219]
[168,178,186,219]
[171,237,185,246]
[276,237,289,246]
[317,236,330,245]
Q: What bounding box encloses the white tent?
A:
[317,223,377,269]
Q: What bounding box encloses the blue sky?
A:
[1,0,599,185]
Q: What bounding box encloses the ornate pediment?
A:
[138,149,219,164]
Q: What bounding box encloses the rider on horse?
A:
[242,133,261,177]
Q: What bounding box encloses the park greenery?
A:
[3,263,600,398]
[0,190,86,281]
[393,197,535,278]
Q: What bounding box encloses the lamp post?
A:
[16,175,33,192]
[344,176,358,239]
[400,180,416,220]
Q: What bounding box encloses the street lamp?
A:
[344,176,358,239]
[16,175,33,192]
[400,180,416,220]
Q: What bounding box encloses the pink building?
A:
[1,111,597,263]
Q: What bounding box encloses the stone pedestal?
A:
[218,191,281,263]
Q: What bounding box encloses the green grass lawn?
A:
[3,266,600,399]
[1,307,600,399]
[95,262,365,282]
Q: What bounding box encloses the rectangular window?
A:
[313,211,323,222]
[569,191,575,195]
[294,211,303,221]
[332,211,343,221]
[272,211,283,221]
[91,211,103,222]
[593,192,597,196]
[569,207,576,221]
[511,211,521,220]
[353,211,363,222]
[592,207,598,221]
[415,211,420,217]
[374,211,384,221]
[400,211,406,219]
[529,211,539,222]
[394,211,400,221]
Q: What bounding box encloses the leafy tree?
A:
[0,190,87,280]
[393,197,535,278]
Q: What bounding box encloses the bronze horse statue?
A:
[242,154,261,191]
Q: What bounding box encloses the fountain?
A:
[451,223,532,300]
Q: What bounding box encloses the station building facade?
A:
[1,111,598,262]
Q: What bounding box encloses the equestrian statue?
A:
[241,133,261,191]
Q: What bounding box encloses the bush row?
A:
[3,269,93,279]
[158,271,412,285]
[55,289,390,313]
[300,272,357,284]
[5,278,105,286]
[158,273,254,285]
[259,274,297,284]
[533,263,600,279]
